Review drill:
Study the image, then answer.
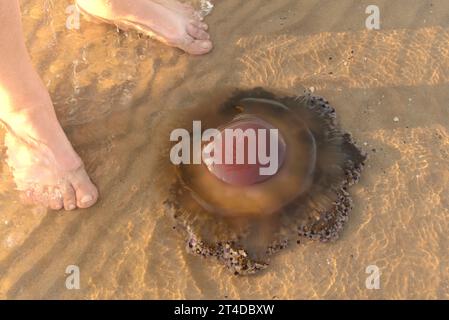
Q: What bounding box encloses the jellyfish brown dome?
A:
[202,114,287,187]
[164,88,366,275]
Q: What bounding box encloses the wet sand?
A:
[1,0,449,299]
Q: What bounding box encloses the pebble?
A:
[393,117,400,122]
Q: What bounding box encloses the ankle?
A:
[0,75,52,119]
[1,98,83,172]
[0,93,54,132]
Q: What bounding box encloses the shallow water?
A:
[0,0,449,299]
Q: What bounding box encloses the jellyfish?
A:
[163,88,366,275]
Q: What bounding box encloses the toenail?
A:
[201,41,211,49]
[67,204,76,210]
[81,195,93,203]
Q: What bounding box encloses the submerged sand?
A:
[0,0,449,299]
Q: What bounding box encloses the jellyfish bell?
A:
[202,114,287,186]
[164,88,366,275]
[179,105,317,218]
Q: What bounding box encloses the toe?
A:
[187,23,210,40]
[180,35,213,55]
[49,197,64,210]
[30,188,50,208]
[21,190,35,205]
[198,22,209,31]
[193,11,205,22]
[190,20,208,30]
[69,166,99,209]
[62,185,77,211]
[47,187,63,210]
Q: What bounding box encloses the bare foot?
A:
[1,86,99,211]
[0,0,98,211]
[76,0,213,55]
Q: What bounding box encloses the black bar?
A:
[0,300,446,318]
